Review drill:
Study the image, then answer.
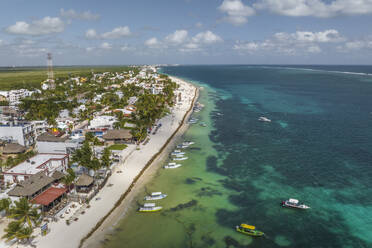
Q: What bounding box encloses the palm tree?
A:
[2,221,34,245]
[61,168,76,192]
[2,221,22,242]
[9,198,40,228]
[16,226,33,245]
[0,198,12,216]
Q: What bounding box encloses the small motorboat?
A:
[164,163,182,169]
[236,224,264,237]
[171,151,186,156]
[200,122,207,127]
[138,203,162,212]
[281,198,310,209]
[182,141,195,146]
[258,116,271,122]
[144,192,167,201]
[173,156,188,161]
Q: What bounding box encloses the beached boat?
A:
[281,198,310,209]
[173,156,188,161]
[236,224,264,237]
[138,203,162,212]
[144,192,167,201]
[164,163,182,169]
[258,116,271,122]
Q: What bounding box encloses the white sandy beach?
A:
[6,77,197,248]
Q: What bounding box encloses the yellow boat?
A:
[236,224,265,237]
[138,203,162,212]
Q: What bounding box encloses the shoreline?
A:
[80,76,199,248]
[29,76,198,248]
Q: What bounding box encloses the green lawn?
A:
[0,66,130,90]
[107,144,128,150]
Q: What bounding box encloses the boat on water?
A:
[281,198,310,209]
[173,156,188,161]
[176,144,189,149]
[183,141,195,146]
[258,116,271,122]
[164,163,182,169]
[138,203,162,212]
[144,192,167,201]
[200,122,207,127]
[236,224,264,237]
[171,151,186,156]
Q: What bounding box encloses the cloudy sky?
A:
[1,0,372,66]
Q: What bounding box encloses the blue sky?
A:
[1,0,372,66]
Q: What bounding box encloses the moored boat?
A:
[236,224,264,237]
[171,151,186,156]
[138,203,162,212]
[164,163,182,169]
[258,116,271,122]
[144,192,167,201]
[173,156,188,161]
[281,198,310,209]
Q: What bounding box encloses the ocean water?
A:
[102,65,372,248]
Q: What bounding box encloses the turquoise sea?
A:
[103,65,372,248]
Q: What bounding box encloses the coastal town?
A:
[0,65,197,247]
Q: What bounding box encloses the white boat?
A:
[173,153,186,158]
[182,141,195,146]
[173,156,188,161]
[138,203,162,212]
[144,192,167,201]
[281,199,310,209]
[258,117,271,122]
[164,163,182,169]
[177,145,189,149]
[171,151,186,156]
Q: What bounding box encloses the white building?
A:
[0,121,36,147]
[2,153,69,184]
[8,89,34,105]
[88,115,117,129]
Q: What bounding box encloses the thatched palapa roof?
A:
[51,170,65,180]
[3,143,26,154]
[37,132,68,142]
[75,174,94,187]
[102,129,133,140]
[8,171,55,197]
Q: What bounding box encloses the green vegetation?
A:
[61,168,76,191]
[3,150,36,169]
[107,144,127,150]
[2,198,40,244]
[0,66,133,90]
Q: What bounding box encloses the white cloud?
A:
[145,37,161,48]
[145,30,222,53]
[218,0,255,25]
[85,29,98,39]
[120,45,133,52]
[102,26,131,39]
[86,47,95,52]
[85,26,131,39]
[60,9,100,20]
[307,45,322,53]
[192,31,223,44]
[341,40,372,50]
[275,30,344,43]
[100,42,112,50]
[234,29,342,55]
[6,17,64,36]
[254,0,372,18]
[165,30,188,44]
